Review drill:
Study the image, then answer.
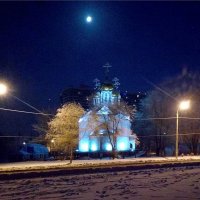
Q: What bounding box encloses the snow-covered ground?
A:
[0,165,199,199]
[0,156,200,172]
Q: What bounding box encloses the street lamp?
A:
[0,83,7,95]
[176,100,190,159]
[50,139,55,157]
[51,139,55,144]
[0,82,43,114]
[51,139,55,150]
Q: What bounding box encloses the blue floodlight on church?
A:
[82,144,89,152]
[118,142,126,151]
[79,141,89,152]
[117,137,130,151]
[91,143,97,151]
[106,143,112,151]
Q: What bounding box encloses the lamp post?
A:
[51,139,55,156]
[176,100,190,159]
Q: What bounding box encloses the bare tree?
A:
[136,90,173,156]
[89,101,137,159]
[137,70,200,155]
[32,115,51,145]
[32,109,55,145]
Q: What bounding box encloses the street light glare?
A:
[179,100,190,110]
[0,83,7,95]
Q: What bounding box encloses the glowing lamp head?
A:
[179,100,190,111]
[51,139,55,143]
[0,83,7,95]
[86,16,92,23]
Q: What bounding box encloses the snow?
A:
[0,156,199,172]
[0,165,199,199]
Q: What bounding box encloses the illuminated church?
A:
[78,64,136,154]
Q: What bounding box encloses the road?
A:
[0,164,199,200]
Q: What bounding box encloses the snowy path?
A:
[0,156,200,172]
[0,166,199,200]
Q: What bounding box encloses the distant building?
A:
[19,143,49,160]
[60,85,92,110]
[121,91,146,110]
[60,86,146,111]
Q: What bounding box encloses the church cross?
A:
[103,63,112,80]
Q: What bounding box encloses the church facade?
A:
[78,64,136,153]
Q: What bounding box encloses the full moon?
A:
[86,16,92,23]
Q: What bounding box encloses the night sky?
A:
[1,1,200,135]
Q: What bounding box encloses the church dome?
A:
[112,90,120,96]
[94,92,100,97]
[101,82,113,91]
